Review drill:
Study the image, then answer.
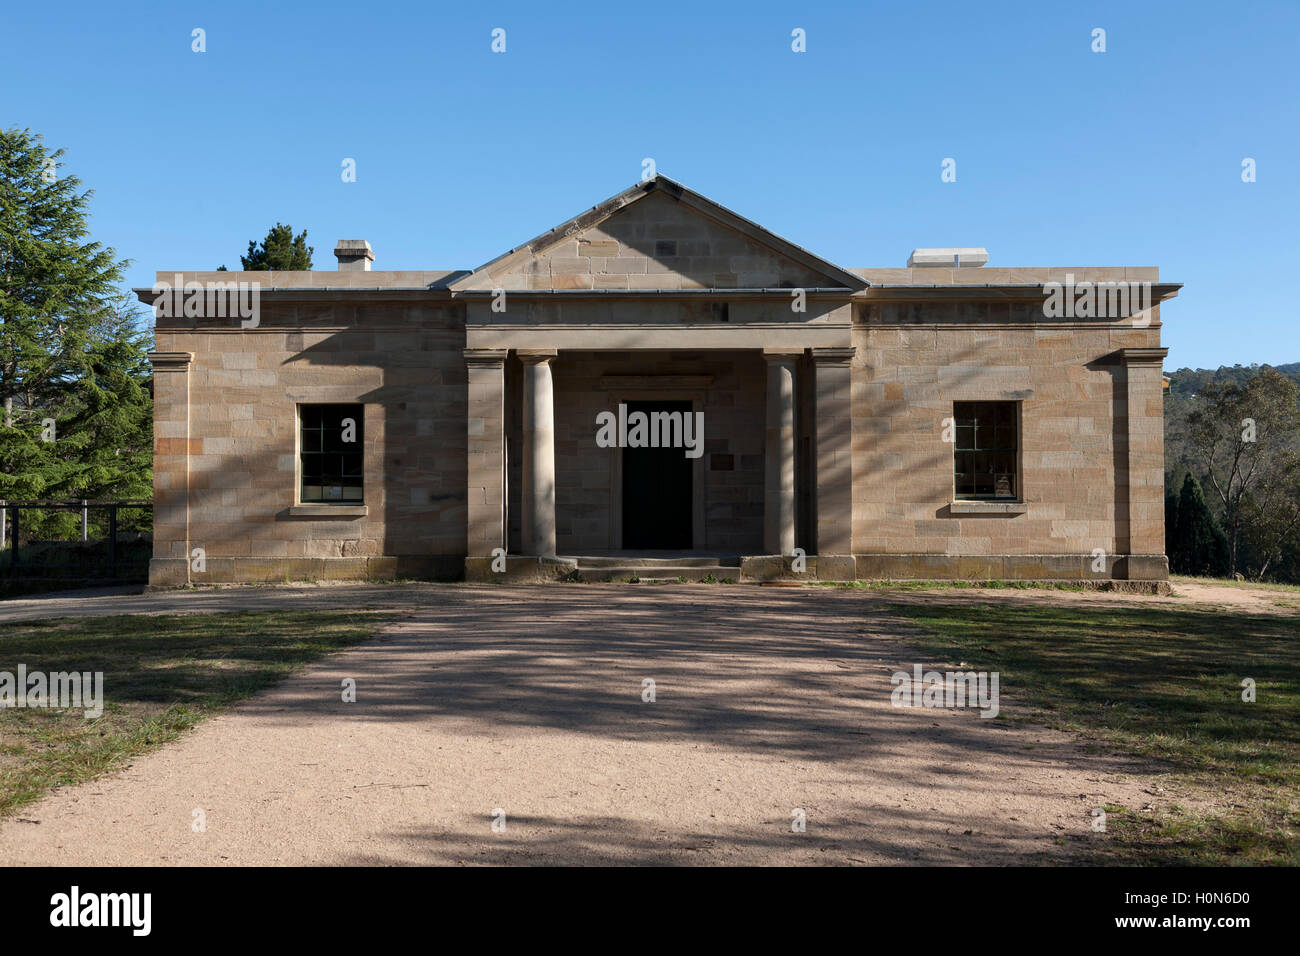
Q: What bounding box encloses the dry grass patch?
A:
[894,602,1300,864]
[0,610,393,814]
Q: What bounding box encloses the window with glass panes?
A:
[299,404,364,503]
[953,401,1018,499]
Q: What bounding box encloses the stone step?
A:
[570,555,741,569]
[574,565,737,582]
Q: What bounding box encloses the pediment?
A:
[451,177,866,293]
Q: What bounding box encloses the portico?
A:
[455,177,864,576]
[462,338,855,569]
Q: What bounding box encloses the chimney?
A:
[334,240,374,271]
[907,247,989,268]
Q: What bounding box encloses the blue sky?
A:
[3,0,1296,370]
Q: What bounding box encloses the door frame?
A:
[609,389,707,551]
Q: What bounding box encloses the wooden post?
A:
[81,499,89,541]
[108,505,118,578]
[9,506,18,578]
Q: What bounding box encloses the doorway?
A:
[621,400,694,549]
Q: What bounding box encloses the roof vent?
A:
[334,240,374,271]
[907,248,988,268]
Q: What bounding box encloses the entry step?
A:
[568,554,740,582]
[573,565,738,582]
[569,554,741,570]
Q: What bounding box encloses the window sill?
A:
[286,504,368,518]
[950,500,1027,515]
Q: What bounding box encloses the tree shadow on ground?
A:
[341,805,1086,866]
[235,587,1157,777]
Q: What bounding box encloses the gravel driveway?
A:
[0,584,1174,865]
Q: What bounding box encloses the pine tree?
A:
[61,290,153,500]
[1171,474,1229,576]
[1165,483,1181,566]
[0,128,150,536]
[237,223,313,271]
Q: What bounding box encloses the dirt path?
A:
[1165,578,1300,613]
[0,586,1186,865]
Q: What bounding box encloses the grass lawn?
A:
[893,600,1300,865]
[0,610,393,815]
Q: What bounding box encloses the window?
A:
[300,404,364,503]
[953,401,1018,499]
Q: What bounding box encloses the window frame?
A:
[297,403,365,505]
[952,400,1021,501]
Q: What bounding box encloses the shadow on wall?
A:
[859,337,1123,558]
[1086,354,1130,559]
[290,313,468,577]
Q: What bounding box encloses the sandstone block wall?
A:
[148,263,1169,584]
[850,298,1164,566]
[151,299,467,584]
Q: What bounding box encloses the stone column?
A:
[764,350,800,556]
[812,347,855,555]
[147,351,194,586]
[1117,347,1169,579]
[519,350,558,557]
[465,349,508,556]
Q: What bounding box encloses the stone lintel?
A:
[598,375,714,389]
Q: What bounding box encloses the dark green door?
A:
[622,400,693,549]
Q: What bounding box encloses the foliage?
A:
[1166,364,1300,581]
[1167,473,1230,576]
[0,128,152,538]
[224,222,313,271]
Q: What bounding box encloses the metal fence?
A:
[0,500,152,581]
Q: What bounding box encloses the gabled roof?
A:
[448,175,868,292]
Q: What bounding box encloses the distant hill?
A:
[1166,362,1300,399]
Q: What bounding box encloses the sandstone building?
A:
[140,176,1179,586]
